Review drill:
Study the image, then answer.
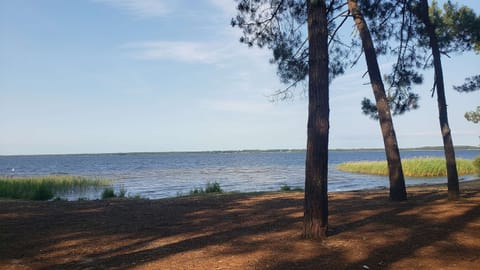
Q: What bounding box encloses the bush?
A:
[205,182,222,193]
[101,188,116,199]
[280,184,291,191]
[279,183,303,192]
[190,181,223,195]
[101,187,130,199]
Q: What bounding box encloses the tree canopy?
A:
[464,106,480,124]
[231,0,358,99]
[359,0,480,119]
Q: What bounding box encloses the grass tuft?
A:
[100,186,130,199]
[279,184,303,192]
[101,187,116,199]
[0,175,109,201]
[280,184,292,191]
[190,181,223,195]
[337,157,476,177]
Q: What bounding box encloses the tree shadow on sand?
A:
[1,185,479,269]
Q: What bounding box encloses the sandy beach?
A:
[1,180,479,269]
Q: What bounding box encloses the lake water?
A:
[1,149,479,199]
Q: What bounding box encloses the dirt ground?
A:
[1,180,479,270]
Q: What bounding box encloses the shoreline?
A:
[1,178,479,269]
[1,178,478,203]
[0,177,478,202]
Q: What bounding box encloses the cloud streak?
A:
[93,0,170,18]
[123,41,233,64]
[122,37,271,67]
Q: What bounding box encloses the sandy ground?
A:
[1,180,479,270]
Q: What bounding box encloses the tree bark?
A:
[303,0,329,239]
[348,0,407,201]
[418,0,460,200]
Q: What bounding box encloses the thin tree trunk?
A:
[418,0,459,200]
[303,0,329,239]
[348,0,407,201]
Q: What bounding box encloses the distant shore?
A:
[2,145,479,157]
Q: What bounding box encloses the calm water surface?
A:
[1,150,479,199]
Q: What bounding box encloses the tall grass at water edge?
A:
[337,157,478,177]
[0,175,110,200]
[189,181,223,195]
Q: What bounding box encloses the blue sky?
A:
[0,0,479,155]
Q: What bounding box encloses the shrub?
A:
[190,181,223,195]
[101,188,116,199]
[205,182,222,193]
[280,184,291,191]
[100,187,130,199]
[279,183,303,192]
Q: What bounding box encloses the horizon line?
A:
[1,145,479,157]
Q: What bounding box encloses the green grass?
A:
[0,175,109,201]
[190,181,223,195]
[101,187,116,199]
[337,157,477,177]
[474,156,480,174]
[101,186,128,199]
[279,184,303,192]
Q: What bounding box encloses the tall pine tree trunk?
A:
[418,0,459,200]
[348,0,407,201]
[303,0,329,239]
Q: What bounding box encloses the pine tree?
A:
[358,0,480,200]
[348,0,407,201]
[232,0,352,239]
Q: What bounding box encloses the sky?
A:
[0,0,479,155]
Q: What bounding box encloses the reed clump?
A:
[190,181,223,195]
[474,156,480,174]
[279,183,303,192]
[337,157,476,177]
[101,186,127,199]
[0,175,109,200]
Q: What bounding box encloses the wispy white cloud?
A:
[122,37,272,67]
[122,41,233,64]
[92,0,170,18]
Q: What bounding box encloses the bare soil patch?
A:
[1,180,479,270]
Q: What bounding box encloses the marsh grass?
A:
[190,181,223,195]
[101,187,116,199]
[279,184,303,192]
[101,186,128,199]
[337,157,476,177]
[474,156,480,174]
[0,175,109,200]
